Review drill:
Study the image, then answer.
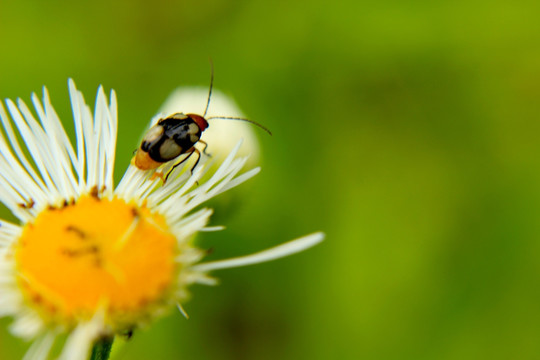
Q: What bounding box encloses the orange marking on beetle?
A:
[134,150,162,170]
[186,114,209,131]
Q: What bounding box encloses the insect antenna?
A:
[206,116,272,136]
[203,59,214,118]
[203,59,271,136]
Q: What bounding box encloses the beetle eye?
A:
[159,139,182,161]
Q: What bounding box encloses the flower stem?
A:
[90,336,114,360]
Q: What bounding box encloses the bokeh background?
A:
[1,0,540,359]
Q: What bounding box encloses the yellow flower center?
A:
[15,195,177,330]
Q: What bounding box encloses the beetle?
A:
[133,64,271,182]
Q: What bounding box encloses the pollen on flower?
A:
[14,195,177,330]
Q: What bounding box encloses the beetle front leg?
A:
[198,140,211,157]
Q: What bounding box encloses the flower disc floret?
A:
[15,195,178,331]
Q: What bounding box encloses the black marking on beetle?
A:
[142,117,202,163]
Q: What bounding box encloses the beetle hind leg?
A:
[164,147,202,183]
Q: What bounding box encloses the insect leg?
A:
[198,140,211,157]
[189,148,202,173]
[188,148,203,186]
[164,148,196,183]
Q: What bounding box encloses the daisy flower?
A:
[0,80,324,360]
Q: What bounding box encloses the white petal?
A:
[23,332,56,360]
[200,226,225,232]
[68,79,87,189]
[176,303,189,319]
[9,309,44,340]
[192,232,325,272]
[58,309,106,360]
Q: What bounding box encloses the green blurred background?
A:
[2,0,540,359]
